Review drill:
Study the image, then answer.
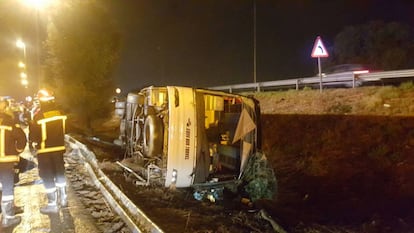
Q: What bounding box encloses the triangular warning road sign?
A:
[311,36,329,58]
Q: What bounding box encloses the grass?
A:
[250,81,414,116]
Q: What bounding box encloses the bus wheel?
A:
[143,114,163,157]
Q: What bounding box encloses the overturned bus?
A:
[114,86,262,189]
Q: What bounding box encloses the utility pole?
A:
[253,0,257,83]
[36,9,41,91]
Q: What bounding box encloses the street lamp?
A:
[16,39,29,89]
[20,0,54,90]
[22,0,52,10]
[24,0,45,9]
[20,72,28,79]
[18,61,26,68]
[16,39,26,59]
[21,79,29,87]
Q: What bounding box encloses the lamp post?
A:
[114,88,121,102]
[16,39,29,89]
[16,39,26,60]
[24,0,48,9]
[21,79,29,87]
[21,0,53,91]
[18,61,26,69]
[20,72,28,79]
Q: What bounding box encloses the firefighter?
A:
[29,90,68,214]
[0,98,26,227]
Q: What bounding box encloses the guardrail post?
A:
[352,73,356,88]
[256,83,261,92]
[296,80,299,90]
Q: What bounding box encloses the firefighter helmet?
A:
[0,97,8,111]
[37,89,55,102]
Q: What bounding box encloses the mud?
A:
[261,114,414,232]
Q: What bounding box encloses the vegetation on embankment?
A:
[247,82,414,231]
[251,81,414,116]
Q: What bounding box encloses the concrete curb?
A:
[65,135,164,233]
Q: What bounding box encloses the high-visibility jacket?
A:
[0,112,27,163]
[30,109,67,154]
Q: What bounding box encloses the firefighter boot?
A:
[14,205,23,214]
[0,205,22,214]
[57,186,68,207]
[1,201,21,228]
[40,191,58,214]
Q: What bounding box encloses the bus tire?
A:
[143,114,163,157]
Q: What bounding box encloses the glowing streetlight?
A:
[16,39,25,48]
[21,79,29,86]
[18,61,26,68]
[20,0,55,90]
[21,0,53,10]
[16,39,29,90]
[20,72,28,79]
[115,88,121,94]
[16,39,26,59]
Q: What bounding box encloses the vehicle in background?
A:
[322,64,372,75]
[114,86,262,189]
[319,64,374,87]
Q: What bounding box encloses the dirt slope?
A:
[252,85,414,116]
[250,85,414,232]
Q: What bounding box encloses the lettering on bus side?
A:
[185,118,191,160]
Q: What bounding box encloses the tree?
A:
[44,0,121,130]
[331,21,414,70]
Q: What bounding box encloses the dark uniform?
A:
[29,98,67,214]
[0,101,26,227]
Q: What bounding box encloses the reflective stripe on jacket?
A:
[34,110,67,154]
[0,113,26,163]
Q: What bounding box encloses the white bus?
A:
[114,86,261,188]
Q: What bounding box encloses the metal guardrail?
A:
[65,135,164,233]
[208,69,414,93]
[359,69,414,81]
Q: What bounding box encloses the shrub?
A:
[362,95,383,111]
[376,86,401,99]
[326,102,352,114]
[241,152,278,201]
[399,81,414,90]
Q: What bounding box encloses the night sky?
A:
[103,0,414,94]
[1,0,414,99]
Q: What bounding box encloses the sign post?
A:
[311,36,329,92]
